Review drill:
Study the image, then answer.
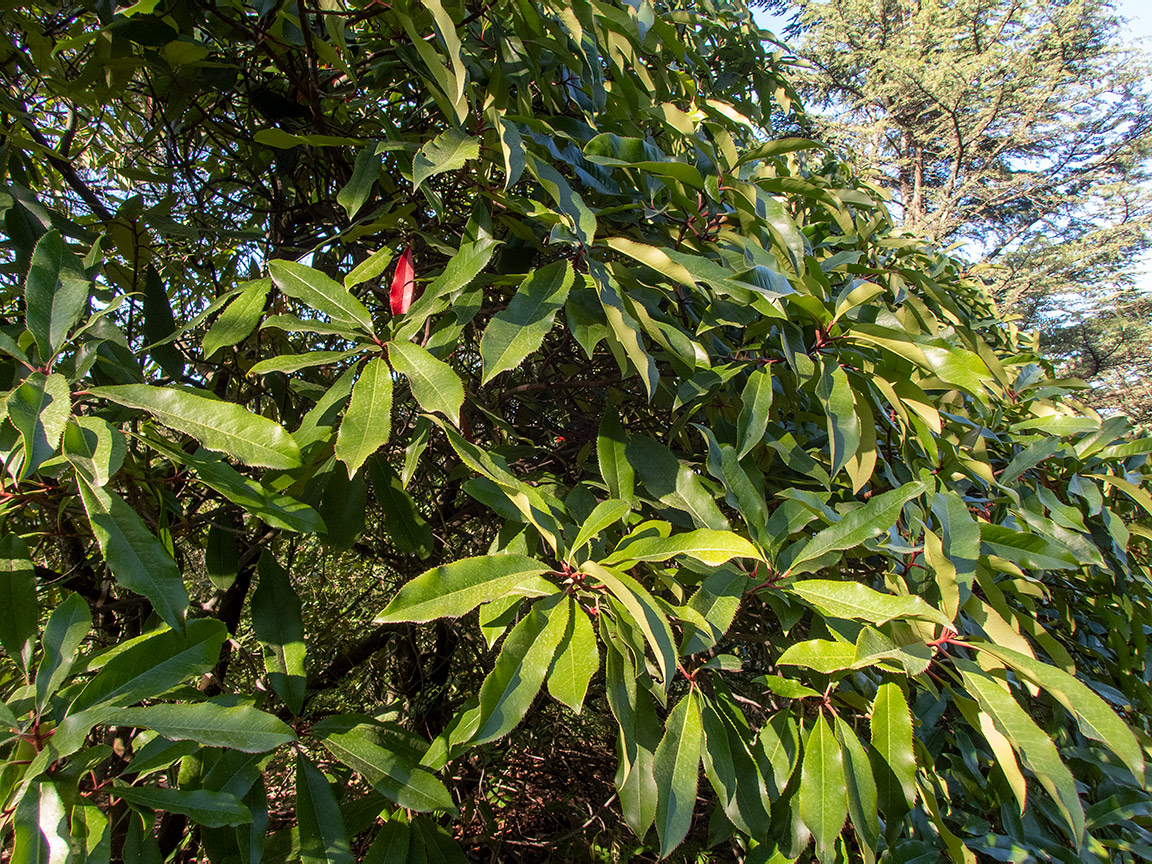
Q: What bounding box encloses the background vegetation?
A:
[2,0,1152,861]
[772,0,1152,424]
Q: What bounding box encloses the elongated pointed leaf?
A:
[871,682,918,818]
[607,528,763,567]
[269,259,374,334]
[203,279,269,359]
[78,477,188,632]
[376,555,553,623]
[25,230,89,359]
[296,756,355,864]
[72,619,227,712]
[653,691,702,857]
[790,481,928,572]
[547,599,599,712]
[412,128,479,191]
[115,783,250,828]
[63,416,126,487]
[116,702,295,752]
[976,642,1144,784]
[388,340,463,421]
[312,716,455,813]
[472,595,568,745]
[569,498,630,561]
[151,442,322,534]
[12,780,70,864]
[251,553,306,715]
[598,410,634,504]
[336,357,393,478]
[700,695,772,837]
[737,366,774,459]
[800,714,847,864]
[788,579,952,629]
[835,717,879,863]
[366,455,434,557]
[35,592,91,709]
[91,384,301,469]
[480,261,574,383]
[0,533,38,673]
[7,372,70,478]
[959,660,1084,844]
[582,561,676,690]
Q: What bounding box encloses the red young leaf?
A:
[390,246,414,315]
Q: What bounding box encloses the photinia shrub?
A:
[1,0,1151,860]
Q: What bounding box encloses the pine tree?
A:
[776,0,1152,420]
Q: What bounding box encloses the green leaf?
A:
[604,634,660,839]
[202,279,269,359]
[12,780,70,864]
[35,592,91,709]
[699,694,772,837]
[815,357,860,480]
[958,660,1084,844]
[312,716,456,813]
[388,340,464,422]
[63,416,126,487]
[787,579,953,629]
[582,561,677,691]
[606,528,764,567]
[269,259,374,335]
[91,384,302,469]
[24,230,89,359]
[789,481,927,572]
[527,155,597,246]
[248,349,360,376]
[598,410,634,505]
[412,128,479,191]
[296,756,355,864]
[0,533,38,673]
[116,702,295,752]
[979,523,1078,571]
[336,357,393,478]
[251,553,307,715]
[652,691,703,858]
[977,643,1144,784]
[114,784,250,828]
[547,598,599,712]
[736,137,825,165]
[568,497,630,561]
[375,555,553,623]
[799,714,847,864]
[752,674,820,699]
[472,595,568,745]
[147,441,322,534]
[345,248,394,289]
[71,619,227,712]
[584,135,704,187]
[870,682,918,818]
[78,477,188,633]
[6,372,70,478]
[776,639,857,674]
[338,146,381,218]
[362,812,414,864]
[141,265,185,380]
[835,717,879,864]
[480,261,574,384]
[366,454,434,557]
[737,366,773,459]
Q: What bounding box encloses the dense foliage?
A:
[772,0,1152,423]
[2,0,1152,861]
